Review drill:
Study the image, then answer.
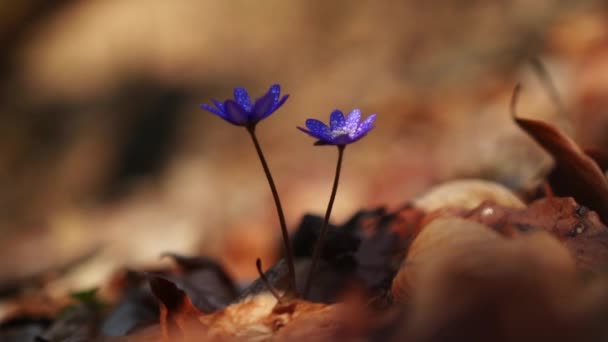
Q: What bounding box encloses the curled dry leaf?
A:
[199,295,334,341]
[412,179,525,213]
[148,275,204,341]
[101,270,160,336]
[387,205,426,240]
[196,293,280,341]
[124,293,339,341]
[272,292,372,342]
[585,147,608,174]
[391,218,605,341]
[289,208,413,303]
[391,218,503,302]
[198,292,384,341]
[0,293,72,325]
[239,259,289,300]
[160,253,239,311]
[511,84,608,223]
[37,304,102,342]
[463,197,608,274]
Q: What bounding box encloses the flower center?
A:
[330,128,350,139]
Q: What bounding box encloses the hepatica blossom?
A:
[199,84,297,297]
[298,109,377,145]
[200,83,379,300]
[298,108,377,297]
[200,84,289,126]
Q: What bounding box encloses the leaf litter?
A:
[4,33,608,342]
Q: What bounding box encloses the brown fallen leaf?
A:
[391,218,503,303]
[387,204,426,241]
[148,275,204,341]
[100,270,160,336]
[201,295,334,341]
[0,293,72,325]
[198,290,390,341]
[122,293,341,341]
[271,292,371,342]
[391,218,608,342]
[412,179,525,213]
[463,197,608,274]
[585,147,608,174]
[160,253,239,312]
[289,208,412,303]
[510,84,608,223]
[411,179,526,232]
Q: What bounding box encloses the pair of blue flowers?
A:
[201,84,376,145]
[200,84,376,299]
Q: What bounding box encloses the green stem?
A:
[304,145,345,298]
[247,125,297,296]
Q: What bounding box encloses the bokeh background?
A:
[1,0,608,298]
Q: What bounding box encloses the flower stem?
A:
[304,145,345,298]
[246,125,297,296]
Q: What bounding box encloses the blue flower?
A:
[200,84,289,126]
[298,109,377,145]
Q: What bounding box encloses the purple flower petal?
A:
[360,113,377,129]
[352,114,377,140]
[332,135,355,145]
[258,94,289,121]
[252,90,276,119]
[329,110,345,131]
[201,103,241,125]
[297,127,331,145]
[344,109,361,135]
[233,87,252,111]
[252,84,282,119]
[200,84,287,126]
[211,99,225,113]
[200,104,223,116]
[273,94,289,111]
[268,84,281,104]
[305,119,332,141]
[297,126,314,136]
[224,100,249,125]
[298,108,376,145]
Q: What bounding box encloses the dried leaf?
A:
[270,301,344,341]
[511,84,608,223]
[290,208,411,302]
[37,304,102,342]
[413,179,525,212]
[197,293,280,340]
[292,211,382,260]
[101,271,159,337]
[387,204,426,240]
[391,218,503,302]
[391,218,604,341]
[161,253,239,311]
[124,293,337,341]
[148,275,204,341]
[353,209,409,296]
[585,147,608,174]
[199,294,350,341]
[101,287,158,337]
[0,317,51,342]
[239,259,290,300]
[463,197,608,273]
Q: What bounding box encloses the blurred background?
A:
[1,0,608,296]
